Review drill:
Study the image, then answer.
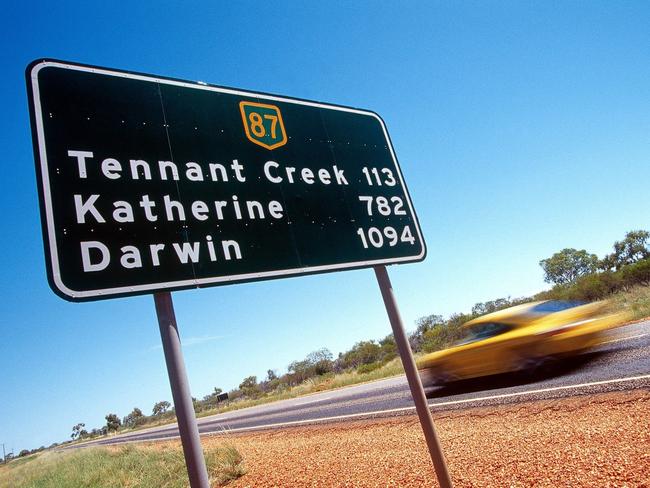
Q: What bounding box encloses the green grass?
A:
[0,443,245,488]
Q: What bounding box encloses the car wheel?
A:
[516,354,557,379]
[420,367,450,387]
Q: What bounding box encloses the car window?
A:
[529,301,585,313]
[455,322,512,345]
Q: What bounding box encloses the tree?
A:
[105,413,121,432]
[287,349,334,384]
[340,341,381,368]
[409,315,444,352]
[472,297,513,316]
[152,400,171,416]
[305,348,333,375]
[123,407,145,428]
[71,422,87,440]
[378,334,398,361]
[266,370,278,382]
[601,230,650,270]
[539,248,599,285]
[421,313,471,353]
[238,376,260,398]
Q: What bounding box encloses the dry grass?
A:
[607,284,650,321]
[0,443,245,488]
[196,357,406,419]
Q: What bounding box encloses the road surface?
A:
[82,320,650,446]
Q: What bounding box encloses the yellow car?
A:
[417,300,626,386]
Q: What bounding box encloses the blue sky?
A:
[1,1,649,452]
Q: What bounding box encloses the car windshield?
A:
[454,322,512,346]
[529,301,585,313]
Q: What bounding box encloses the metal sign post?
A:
[374,265,453,488]
[154,292,210,488]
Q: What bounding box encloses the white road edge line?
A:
[96,374,650,444]
[601,333,649,345]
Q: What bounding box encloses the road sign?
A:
[26,59,426,301]
[26,59,451,488]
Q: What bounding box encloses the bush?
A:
[572,272,622,301]
[420,313,470,353]
[621,259,650,288]
[339,341,382,369]
[357,362,383,374]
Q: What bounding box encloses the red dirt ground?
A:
[202,389,650,487]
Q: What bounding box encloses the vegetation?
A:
[152,400,171,416]
[0,443,245,488]
[540,248,599,284]
[11,228,650,457]
[104,413,121,433]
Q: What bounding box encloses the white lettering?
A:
[68,150,93,179]
[139,195,158,221]
[318,168,331,184]
[206,235,217,261]
[74,194,105,224]
[268,200,284,219]
[186,162,203,181]
[222,240,242,260]
[301,167,314,184]
[209,163,228,182]
[264,161,282,183]
[150,244,165,266]
[113,201,134,223]
[231,159,246,182]
[285,166,296,183]
[246,200,264,219]
[172,242,200,263]
[101,158,122,179]
[191,201,209,221]
[214,201,228,220]
[163,195,186,221]
[333,165,348,185]
[80,241,110,272]
[158,160,179,181]
[129,159,151,180]
[120,245,142,269]
[232,196,242,220]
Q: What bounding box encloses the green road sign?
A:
[26,59,426,301]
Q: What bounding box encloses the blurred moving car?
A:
[417,300,627,386]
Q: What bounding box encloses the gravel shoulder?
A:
[197,389,650,487]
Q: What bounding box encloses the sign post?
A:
[154,292,210,488]
[374,266,453,488]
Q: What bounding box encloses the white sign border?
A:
[28,60,427,300]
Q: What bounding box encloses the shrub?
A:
[339,341,382,369]
[621,259,650,288]
[357,362,383,374]
[421,315,468,353]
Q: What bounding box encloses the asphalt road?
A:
[84,320,650,447]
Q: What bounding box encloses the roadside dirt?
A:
[188,389,649,487]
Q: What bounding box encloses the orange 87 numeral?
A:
[249,112,278,138]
